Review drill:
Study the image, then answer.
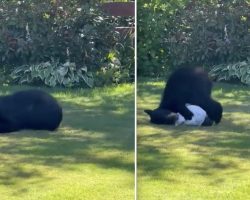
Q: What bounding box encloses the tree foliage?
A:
[138,0,250,76]
[0,0,134,86]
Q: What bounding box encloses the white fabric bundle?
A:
[175,104,207,126]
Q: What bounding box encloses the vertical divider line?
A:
[134,0,137,199]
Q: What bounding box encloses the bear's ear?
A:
[144,109,153,116]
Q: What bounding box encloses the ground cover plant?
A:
[137,78,250,200]
[0,83,134,200]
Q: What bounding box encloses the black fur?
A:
[145,67,223,124]
[144,109,177,125]
[0,89,62,133]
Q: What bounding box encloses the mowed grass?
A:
[137,78,250,200]
[0,84,134,200]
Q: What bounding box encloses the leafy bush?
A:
[137,0,184,76]
[209,59,250,85]
[10,60,94,88]
[0,1,118,66]
[112,36,134,83]
[0,0,134,86]
[138,0,250,76]
[165,0,250,67]
[95,41,134,85]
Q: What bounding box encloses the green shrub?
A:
[0,1,117,66]
[95,37,134,86]
[165,0,250,67]
[209,59,250,85]
[137,0,185,76]
[138,0,250,76]
[0,0,134,86]
[10,59,94,88]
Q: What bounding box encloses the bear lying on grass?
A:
[145,67,223,125]
[0,89,62,133]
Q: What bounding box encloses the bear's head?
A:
[144,108,177,125]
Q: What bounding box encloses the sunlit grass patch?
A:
[0,83,134,200]
[138,79,250,200]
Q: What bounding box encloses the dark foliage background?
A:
[138,0,250,77]
[0,0,134,87]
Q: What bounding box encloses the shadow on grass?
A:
[0,84,135,187]
[138,79,250,183]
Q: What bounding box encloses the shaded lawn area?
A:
[0,83,134,200]
[137,78,250,200]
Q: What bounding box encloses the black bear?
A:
[145,67,223,124]
[0,89,63,133]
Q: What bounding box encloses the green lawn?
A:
[137,78,250,200]
[0,84,134,200]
